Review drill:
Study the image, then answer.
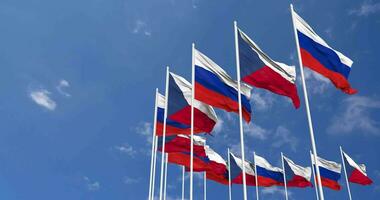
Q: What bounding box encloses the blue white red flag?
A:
[229,152,256,186]
[342,151,373,185]
[194,48,252,122]
[311,154,342,190]
[237,28,300,108]
[156,93,199,136]
[293,10,357,94]
[283,156,312,188]
[167,72,218,134]
[254,154,284,187]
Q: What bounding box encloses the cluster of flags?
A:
[147,5,372,200]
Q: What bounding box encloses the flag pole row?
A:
[147,3,367,200]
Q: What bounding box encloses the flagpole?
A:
[151,135,158,200]
[190,42,195,200]
[164,153,168,200]
[310,151,320,200]
[234,20,248,200]
[340,146,353,200]
[290,4,324,200]
[281,153,289,200]
[148,89,159,200]
[204,172,207,200]
[182,166,185,200]
[159,66,170,200]
[228,148,232,200]
[253,152,259,200]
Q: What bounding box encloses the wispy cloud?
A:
[123,176,141,184]
[349,1,380,16]
[261,187,292,198]
[136,122,153,143]
[303,68,330,94]
[212,118,224,135]
[56,79,71,97]
[251,91,275,111]
[29,89,57,111]
[83,176,100,191]
[132,20,151,36]
[328,96,380,135]
[271,126,298,152]
[113,143,137,157]
[244,123,269,140]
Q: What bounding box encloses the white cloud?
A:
[56,79,71,97]
[29,89,57,111]
[303,68,330,94]
[349,1,380,16]
[251,91,275,111]
[83,176,100,191]
[132,20,151,36]
[261,187,292,198]
[124,176,140,184]
[244,123,269,140]
[328,96,380,135]
[271,126,298,152]
[136,122,153,143]
[114,143,137,157]
[212,118,224,135]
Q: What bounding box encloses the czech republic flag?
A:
[229,152,256,186]
[167,72,218,134]
[157,134,206,157]
[293,10,357,94]
[156,93,200,136]
[204,147,229,185]
[283,156,313,188]
[237,28,300,109]
[312,154,342,190]
[194,48,252,122]
[254,154,284,187]
[342,151,373,185]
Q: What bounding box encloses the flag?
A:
[194,48,252,122]
[229,152,256,186]
[342,151,373,185]
[168,152,210,172]
[283,156,312,187]
[237,28,300,108]
[168,72,218,134]
[157,134,206,157]
[292,10,357,94]
[311,154,342,190]
[254,154,284,187]
[204,146,229,185]
[156,92,203,136]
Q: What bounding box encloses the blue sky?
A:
[0,0,380,199]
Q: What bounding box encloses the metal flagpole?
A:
[310,151,320,200]
[204,172,207,200]
[151,135,158,200]
[148,89,159,200]
[228,148,232,200]
[253,152,259,200]
[159,67,170,200]
[290,4,325,200]
[340,146,353,200]
[182,166,185,200]
[164,153,168,200]
[233,20,248,200]
[190,43,195,200]
[281,153,289,200]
